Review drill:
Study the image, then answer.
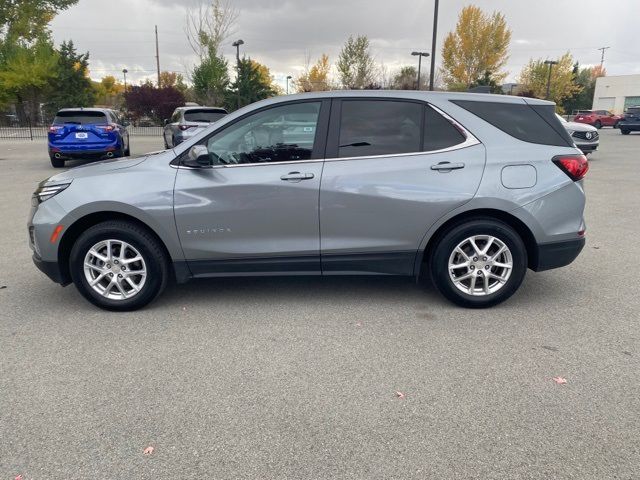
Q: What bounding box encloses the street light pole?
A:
[122,68,128,92]
[544,60,558,100]
[429,0,439,91]
[232,39,244,109]
[286,75,292,94]
[411,51,430,90]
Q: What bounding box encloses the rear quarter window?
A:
[423,106,466,151]
[452,100,573,147]
[54,111,108,125]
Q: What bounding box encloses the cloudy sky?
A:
[50,0,640,89]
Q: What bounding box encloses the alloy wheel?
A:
[83,239,147,300]
[448,235,513,296]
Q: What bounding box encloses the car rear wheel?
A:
[594,120,602,129]
[49,154,64,168]
[429,219,527,308]
[621,128,630,135]
[69,221,169,311]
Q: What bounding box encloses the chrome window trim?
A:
[171,101,481,169]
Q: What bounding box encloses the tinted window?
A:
[204,102,320,165]
[53,111,108,125]
[184,109,227,123]
[452,100,573,147]
[338,100,422,157]
[423,106,466,151]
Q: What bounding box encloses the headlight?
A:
[33,181,71,204]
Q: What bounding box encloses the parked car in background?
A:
[557,114,599,154]
[573,110,622,129]
[163,106,228,148]
[30,92,587,311]
[47,108,130,168]
[618,106,640,135]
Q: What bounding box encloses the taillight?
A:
[179,125,194,131]
[553,155,589,181]
[97,124,116,132]
[49,126,62,133]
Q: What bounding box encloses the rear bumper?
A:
[32,252,70,286]
[531,238,585,272]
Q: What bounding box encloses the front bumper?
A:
[531,237,585,272]
[619,122,640,131]
[576,143,598,153]
[32,252,70,285]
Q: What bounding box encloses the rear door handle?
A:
[280,171,315,182]
[430,162,465,171]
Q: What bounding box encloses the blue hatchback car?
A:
[48,108,130,168]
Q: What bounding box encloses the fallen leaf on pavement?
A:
[396,391,405,399]
[355,322,363,327]
[15,475,23,480]
[593,246,600,249]
[552,376,567,385]
[143,446,154,455]
[0,285,7,289]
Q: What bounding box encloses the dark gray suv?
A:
[29,91,588,311]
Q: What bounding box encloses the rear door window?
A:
[423,106,466,151]
[54,111,108,125]
[338,100,422,158]
[184,109,227,123]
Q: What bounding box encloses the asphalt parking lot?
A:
[1,130,639,479]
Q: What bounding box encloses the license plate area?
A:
[75,132,88,139]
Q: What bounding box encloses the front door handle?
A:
[430,162,465,172]
[280,172,315,182]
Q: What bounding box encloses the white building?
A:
[593,74,640,114]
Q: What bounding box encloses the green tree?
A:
[192,55,230,106]
[227,57,276,110]
[391,66,419,90]
[44,40,95,118]
[441,5,511,89]
[468,70,504,94]
[337,35,377,89]
[0,0,78,44]
[562,64,605,114]
[518,52,582,111]
[0,38,58,119]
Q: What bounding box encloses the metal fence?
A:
[0,120,163,140]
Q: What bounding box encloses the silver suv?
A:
[29,91,588,311]
[163,106,227,148]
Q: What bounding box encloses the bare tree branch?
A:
[184,0,239,61]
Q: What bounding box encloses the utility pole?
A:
[286,75,292,94]
[429,0,439,91]
[155,25,161,87]
[544,60,558,100]
[597,46,610,67]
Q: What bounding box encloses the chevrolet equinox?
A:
[29,91,587,311]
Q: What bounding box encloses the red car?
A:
[573,110,622,129]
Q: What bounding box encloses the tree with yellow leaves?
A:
[518,52,582,111]
[441,5,511,90]
[295,54,332,92]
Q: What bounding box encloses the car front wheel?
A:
[69,221,169,311]
[621,128,630,135]
[429,219,527,308]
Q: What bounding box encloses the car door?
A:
[319,98,486,275]
[174,99,330,276]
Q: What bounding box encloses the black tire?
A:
[621,128,630,135]
[50,154,64,168]
[429,219,527,308]
[69,221,169,311]
[614,121,620,129]
[124,139,130,156]
[594,120,602,129]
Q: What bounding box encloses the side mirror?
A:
[183,145,212,168]
[163,119,169,126]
